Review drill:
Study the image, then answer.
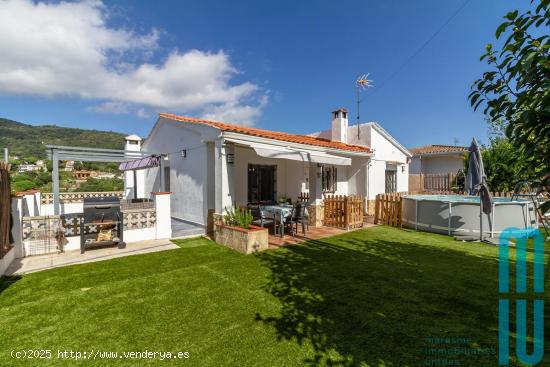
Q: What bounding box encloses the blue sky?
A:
[0,0,532,148]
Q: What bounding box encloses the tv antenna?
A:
[356,74,373,140]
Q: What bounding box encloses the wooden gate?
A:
[323,195,364,230]
[374,193,404,227]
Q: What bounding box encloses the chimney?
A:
[124,134,142,152]
[331,108,348,143]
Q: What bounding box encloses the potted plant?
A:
[213,206,269,254]
[278,196,290,205]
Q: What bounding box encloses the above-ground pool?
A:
[402,195,538,237]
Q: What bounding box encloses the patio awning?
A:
[118,155,161,171]
[225,138,351,166]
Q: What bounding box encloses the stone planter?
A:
[213,222,268,254]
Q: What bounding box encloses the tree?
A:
[76,178,124,192]
[468,0,550,196]
[482,137,538,192]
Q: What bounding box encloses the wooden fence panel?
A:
[323,195,364,230]
[374,193,404,227]
[423,173,456,192]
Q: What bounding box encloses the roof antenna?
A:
[356,74,374,140]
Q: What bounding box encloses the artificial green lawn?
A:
[0,226,548,366]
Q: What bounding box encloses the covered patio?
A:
[212,133,372,233]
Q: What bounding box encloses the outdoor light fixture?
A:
[226,153,234,164]
[181,149,187,158]
[401,165,405,173]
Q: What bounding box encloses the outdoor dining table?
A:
[261,204,308,237]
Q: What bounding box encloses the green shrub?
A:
[11,179,36,193]
[223,206,253,229]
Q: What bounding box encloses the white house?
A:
[309,110,412,202]
[128,109,410,228]
[409,145,467,175]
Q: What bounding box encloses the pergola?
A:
[46,145,164,215]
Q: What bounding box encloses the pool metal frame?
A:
[403,195,537,237]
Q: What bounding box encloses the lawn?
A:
[0,226,548,366]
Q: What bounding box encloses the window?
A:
[248,164,277,203]
[322,165,337,193]
[385,169,397,193]
[164,166,170,192]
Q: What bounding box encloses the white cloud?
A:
[0,0,266,125]
[202,94,268,126]
[136,108,150,119]
[88,101,129,114]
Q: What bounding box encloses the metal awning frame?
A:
[46,145,163,215]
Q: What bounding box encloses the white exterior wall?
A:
[284,158,309,200]
[368,159,386,199]
[333,166,349,195]
[367,128,409,197]
[315,122,410,198]
[347,157,368,198]
[410,155,464,175]
[141,118,220,226]
[40,202,83,216]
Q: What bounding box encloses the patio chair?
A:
[286,202,308,236]
[249,205,275,233]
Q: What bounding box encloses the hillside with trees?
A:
[1,118,127,193]
[0,117,126,159]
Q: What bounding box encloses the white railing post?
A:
[11,197,24,258]
[153,192,172,239]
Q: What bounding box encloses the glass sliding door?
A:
[248,164,277,203]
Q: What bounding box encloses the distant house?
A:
[64,160,75,172]
[408,145,468,192]
[73,170,92,179]
[409,145,467,175]
[17,164,42,173]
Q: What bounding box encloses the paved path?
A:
[5,239,179,276]
[171,217,205,238]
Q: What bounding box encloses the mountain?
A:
[0,118,127,160]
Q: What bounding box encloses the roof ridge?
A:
[159,113,371,153]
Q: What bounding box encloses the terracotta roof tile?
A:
[409,145,468,155]
[159,113,371,153]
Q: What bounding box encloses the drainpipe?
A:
[365,158,370,214]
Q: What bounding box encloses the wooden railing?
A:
[323,195,364,230]
[298,192,310,202]
[374,193,405,227]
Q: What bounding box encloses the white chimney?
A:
[124,134,142,151]
[331,108,348,143]
[123,134,143,199]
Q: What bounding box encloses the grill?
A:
[80,196,125,253]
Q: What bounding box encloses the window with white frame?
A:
[321,165,337,193]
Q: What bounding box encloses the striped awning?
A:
[118,155,161,171]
